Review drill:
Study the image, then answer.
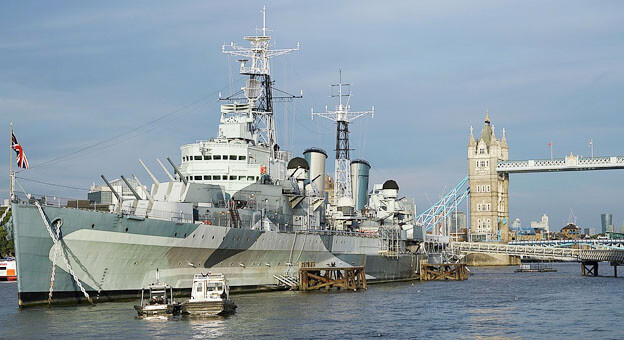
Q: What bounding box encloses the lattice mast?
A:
[222,6,300,158]
[311,72,374,207]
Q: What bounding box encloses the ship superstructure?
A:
[9,8,422,306]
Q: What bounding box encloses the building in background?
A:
[511,218,521,231]
[601,213,614,234]
[88,178,146,207]
[560,223,581,239]
[447,211,467,233]
[530,214,549,232]
[583,228,596,236]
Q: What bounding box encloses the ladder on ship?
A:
[228,200,241,228]
[274,274,299,289]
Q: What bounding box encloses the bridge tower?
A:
[467,112,510,242]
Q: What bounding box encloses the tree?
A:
[0,207,14,257]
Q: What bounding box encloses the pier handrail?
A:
[451,242,624,263]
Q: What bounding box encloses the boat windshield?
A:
[207,283,223,291]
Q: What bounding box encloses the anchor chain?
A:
[34,201,93,305]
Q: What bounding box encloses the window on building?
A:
[194,176,202,180]
[486,204,491,211]
[238,156,246,160]
[476,186,480,193]
[486,185,490,192]
[239,176,246,180]
[204,155,211,160]
[485,160,489,167]
[204,175,211,180]
[230,175,237,180]
[194,156,202,160]
[213,175,221,180]
[247,176,255,181]
[479,148,485,154]
[229,155,237,160]
[213,155,221,160]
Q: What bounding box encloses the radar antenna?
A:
[311,71,374,207]
[222,6,300,158]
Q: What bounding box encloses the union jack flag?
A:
[11,133,29,169]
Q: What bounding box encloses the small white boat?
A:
[134,271,181,317]
[181,273,237,316]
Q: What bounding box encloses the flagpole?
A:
[9,123,13,200]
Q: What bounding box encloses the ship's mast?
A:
[311,72,374,208]
[222,6,299,158]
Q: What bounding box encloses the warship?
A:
[9,8,422,306]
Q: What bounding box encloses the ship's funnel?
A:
[303,148,327,195]
[350,159,371,211]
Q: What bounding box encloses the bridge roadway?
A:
[496,155,624,173]
[451,242,624,263]
[509,239,624,247]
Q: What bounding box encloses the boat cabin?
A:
[190,273,230,302]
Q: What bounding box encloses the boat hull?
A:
[12,203,419,306]
[181,299,237,316]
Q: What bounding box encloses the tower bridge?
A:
[467,112,624,242]
[497,156,624,173]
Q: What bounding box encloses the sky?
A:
[1,1,624,232]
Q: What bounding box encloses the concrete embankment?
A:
[465,253,521,266]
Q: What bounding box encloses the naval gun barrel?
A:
[156,158,176,182]
[132,174,154,203]
[101,175,121,202]
[120,175,141,200]
[138,158,160,185]
[167,157,188,185]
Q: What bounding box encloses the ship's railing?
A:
[295,229,379,238]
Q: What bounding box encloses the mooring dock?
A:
[419,260,468,281]
[275,262,367,291]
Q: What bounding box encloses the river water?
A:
[1,263,622,339]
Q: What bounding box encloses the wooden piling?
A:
[298,263,367,292]
[581,261,599,277]
[419,261,468,281]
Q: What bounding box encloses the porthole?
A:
[202,235,205,239]
[193,234,195,238]
[91,223,95,229]
[212,236,215,240]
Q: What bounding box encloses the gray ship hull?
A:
[12,203,418,306]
